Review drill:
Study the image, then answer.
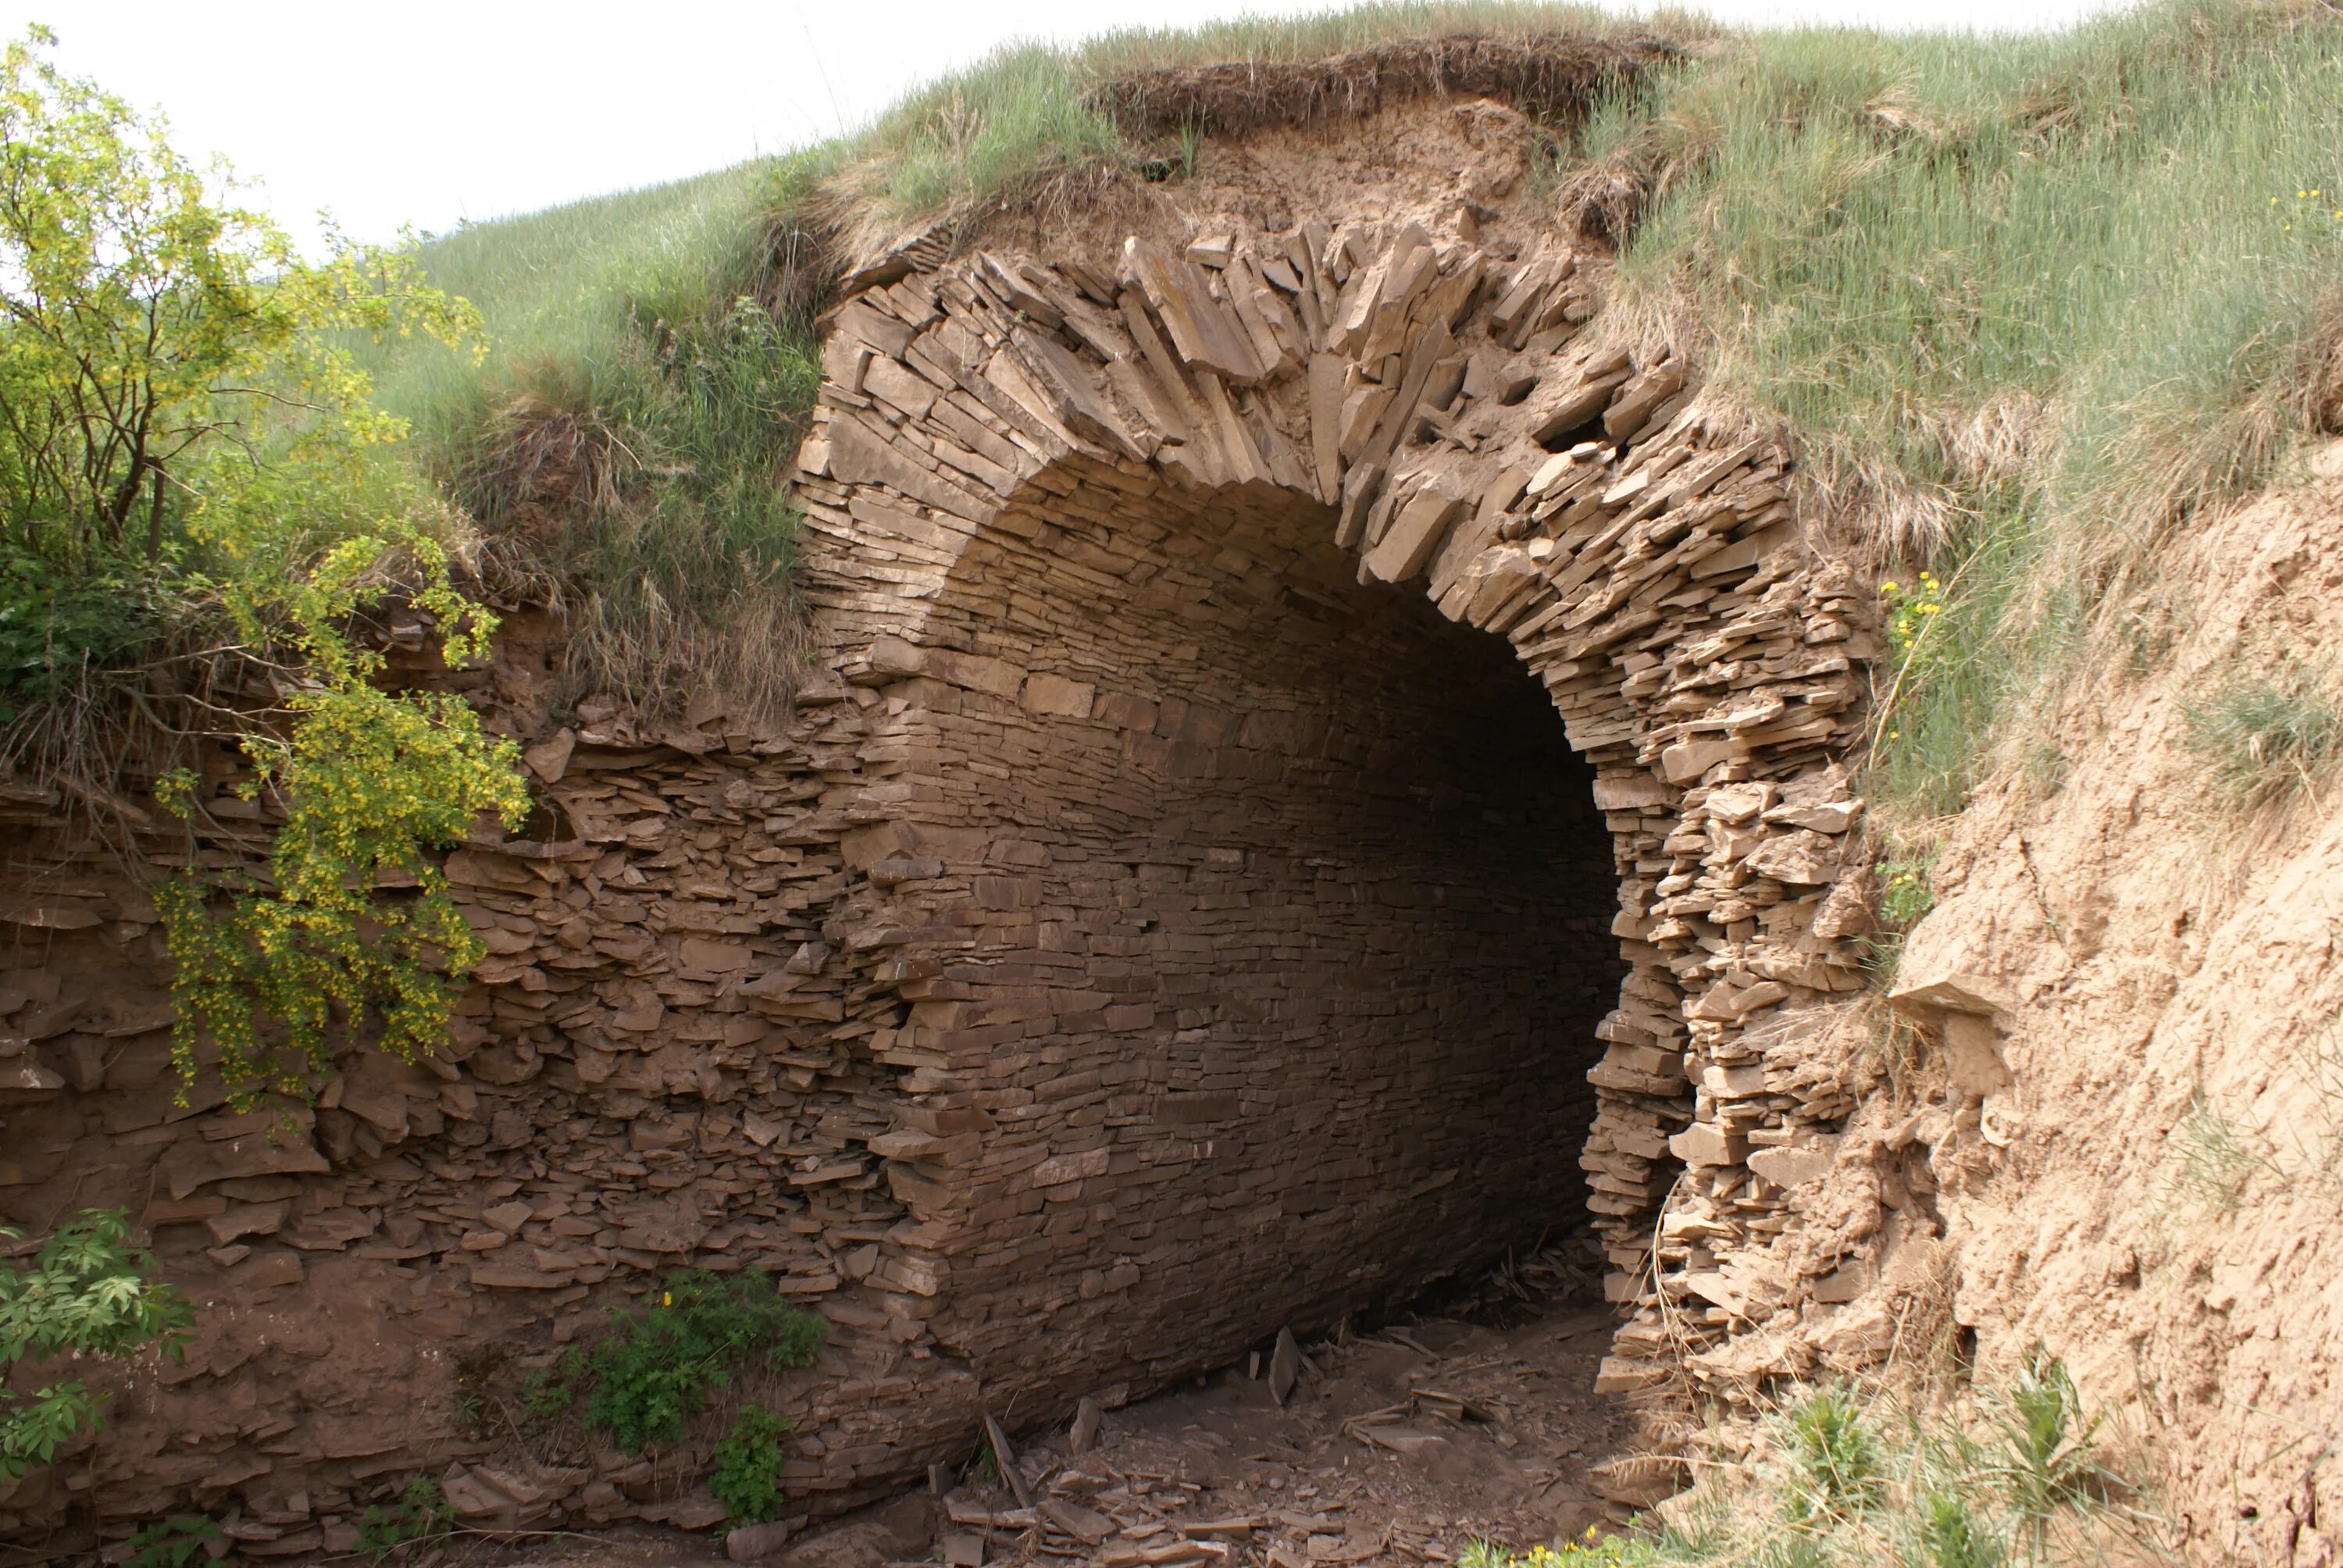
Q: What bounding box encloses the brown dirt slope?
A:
[1900,443,2343,1565]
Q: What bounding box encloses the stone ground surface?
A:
[414,1276,1625,1568]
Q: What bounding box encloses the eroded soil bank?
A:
[8,62,2342,1568]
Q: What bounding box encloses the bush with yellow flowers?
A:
[1878,571,1946,660]
[2,28,529,1106]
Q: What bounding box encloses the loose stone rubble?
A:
[0,206,1883,1545]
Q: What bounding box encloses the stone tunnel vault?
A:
[891,473,1632,1390]
[795,214,1884,1431]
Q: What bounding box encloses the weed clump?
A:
[1457,1355,2131,1568]
[1781,1384,1888,1530]
[711,1405,794,1523]
[2181,659,2339,807]
[355,1476,456,1556]
[123,1516,217,1568]
[1,1210,193,1481]
[530,1270,824,1455]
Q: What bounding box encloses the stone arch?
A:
[790,218,1879,1411]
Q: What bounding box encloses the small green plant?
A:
[711,1404,794,1523]
[538,1270,824,1453]
[355,1475,457,1556]
[1913,1491,2003,1568]
[520,1363,571,1422]
[124,1516,217,1568]
[2181,661,2340,807]
[1781,1384,1886,1529]
[1880,856,1937,930]
[1,1210,193,1480]
[2163,1091,2277,1217]
[1880,572,1948,661]
[1987,1349,2102,1554]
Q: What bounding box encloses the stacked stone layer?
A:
[792,219,1882,1407]
[0,210,1881,1545]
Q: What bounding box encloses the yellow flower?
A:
[662,1292,673,1307]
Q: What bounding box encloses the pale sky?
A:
[20,0,2134,245]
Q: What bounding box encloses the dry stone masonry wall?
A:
[0,199,1888,1546]
[0,668,986,1545]
[794,216,1885,1417]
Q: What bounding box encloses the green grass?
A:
[1584,0,2343,817]
[2181,657,2341,805]
[374,159,822,719]
[381,0,2343,784]
[1457,1357,2139,1567]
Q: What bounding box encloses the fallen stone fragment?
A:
[726,1520,792,1562]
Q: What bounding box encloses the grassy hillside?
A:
[1589,0,2343,818]
[369,161,821,717]
[391,0,2343,816]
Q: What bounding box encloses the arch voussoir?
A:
[790,214,1882,1426]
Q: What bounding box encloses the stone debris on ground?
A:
[765,1295,1634,1568]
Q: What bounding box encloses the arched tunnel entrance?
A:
[875,474,1638,1396]
[806,219,1875,1438]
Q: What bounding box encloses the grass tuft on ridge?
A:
[383,0,2343,786]
[1582,0,2343,817]
[370,159,828,719]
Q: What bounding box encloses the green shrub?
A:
[1986,1349,2102,1552]
[1879,857,1937,931]
[1913,1492,2004,1568]
[0,1210,193,1480]
[123,1516,217,1568]
[355,1475,456,1556]
[0,28,526,1099]
[1782,1385,1886,1529]
[540,1270,824,1454]
[711,1405,794,1523]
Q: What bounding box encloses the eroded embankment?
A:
[1884,454,2343,1564]
[8,90,1917,1556]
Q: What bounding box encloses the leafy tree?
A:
[0,1210,192,1480]
[0,27,529,1101]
